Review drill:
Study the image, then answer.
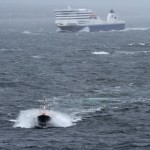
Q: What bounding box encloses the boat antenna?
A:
[43,96,50,110]
[43,97,46,104]
[41,96,46,109]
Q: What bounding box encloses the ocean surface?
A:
[0,21,150,149]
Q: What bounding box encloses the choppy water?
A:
[0,25,150,149]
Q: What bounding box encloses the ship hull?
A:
[57,23,125,32]
[36,114,51,128]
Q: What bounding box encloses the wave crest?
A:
[92,51,109,55]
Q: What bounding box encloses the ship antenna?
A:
[42,96,50,110]
[43,96,47,109]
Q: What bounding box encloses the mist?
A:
[0,0,150,28]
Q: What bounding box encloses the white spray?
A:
[13,109,74,128]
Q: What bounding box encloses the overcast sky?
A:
[0,0,150,27]
[0,0,149,16]
[0,0,149,8]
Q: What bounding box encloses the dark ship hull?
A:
[58,23,125,32]
[36,114,51,128]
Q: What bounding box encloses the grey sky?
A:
[0,0,150,27]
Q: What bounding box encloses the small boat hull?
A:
[37,114,51,128]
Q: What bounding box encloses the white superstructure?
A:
[54,6,102,26]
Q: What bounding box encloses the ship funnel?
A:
[107,9,118,23]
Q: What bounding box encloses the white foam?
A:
[79,27,90,32]
[14,109,38,128]
[128,42,147,46]
[92,51,109,55]
[50,111,73,127]
[128,43,135,46]
[142,51,149,53]
[9,119,16,122]
[13,109,74,128]
[82,107,103,113]
[56,28,62,32]
[75,107,103,118]
[22,31,32,34]
[123,27,150,32]
[116,51,135,55]
[139,42,146,46]
[31,55,42,59]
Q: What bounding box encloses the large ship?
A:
[54,6,125,32]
